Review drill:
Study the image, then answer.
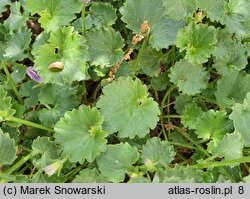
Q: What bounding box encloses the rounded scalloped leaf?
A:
[197,0,225,23]
[120,0,164,34]
[0,129,17,165]
[176,23,217,65]
[89,2,117,28]
[73,168,109,183]
[96,142,139,182]
[141,137,175,167]
[4,1,29,31]
[229,92,250,146]
[163,0,197,21]
[169,59,209,95]
[4,28,32,62]
[207,132,244,161]
[154,165,204,183]
[213,29,248,75]
[26,0,83,32]
[182,102,203,129]
[86,27,124,67]
[96,77,160,138]
[150,17,186,50]
[224,0,250,37]
[0,86,16,122]
[215,71,250,108]
[33,26,89,85]
[32,136,61,169]
[196,110,233,142]
[54,105,108,163]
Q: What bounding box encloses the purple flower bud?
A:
[26,66,42,83]
[44,161,61,177]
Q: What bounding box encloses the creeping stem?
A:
[2,61,23,104]
[7,115,54,132]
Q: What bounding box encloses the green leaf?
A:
[38,83,79,127]
[163,0,196,21]
[150,17,185,50]
[4,1,29,31]
[229,92,250,146]
[97,143,139,182]
[26,0,83,32]
[19,81,40,107]
[86,27,124,68]
[213,28,248,75]
[0,129,17,165]
[174,94,193,115]
[196,110,233,142]
[141,137,175,168]
[208,132,244,161]
[33,26,89,85]
[154,165,204,183]
[0,86,15,122]
[0,0,10,17]
[120,0,164,33]
[151,71,169,91]
[97,77,160,138]
[32,137,61,169]
[197,0,225,23]
[4,27,32,62]
[182,102,203,129]
[73,168,109,183]
[54,105,107,163]
[169,59,209,95]
[38,84,79,111]
[138,47,163,76]
[215,71,250,108]
[89,2,117,28]
[11,64,26,84]
[224,0,250,37]
[38,109,62,128]
[176,23,217,65]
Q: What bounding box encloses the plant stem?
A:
[171,45,176,67]
[160,86,174,140]
[163,115,182,119]
[169,141,196,150]
[174,126,236,182]
[81,5,87,33]
[2,61,23,104]
[5,153,33,174]
[132,37,148,69]
[7,115,54,132]
[195,156,250,169]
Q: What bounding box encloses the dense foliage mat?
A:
[0,0,250,183]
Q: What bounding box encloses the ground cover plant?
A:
[0,0,250,183]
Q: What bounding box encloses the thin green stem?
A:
[174,126,236,182]
[81,5,87,33]
[2,61,23,104]
[7,115,54,132]
[169,141,196,150]
[5,153,33,174]
[132,37,148,69]
[171,45,176,67]
[160,86,174,140]
[167,90,172,138]
[195,156,250,169]
[93,82,101,103]
[163,115,182,119]
[65,163,88,181]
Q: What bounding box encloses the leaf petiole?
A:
[2,61,23,104]
[7,115,54,132]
